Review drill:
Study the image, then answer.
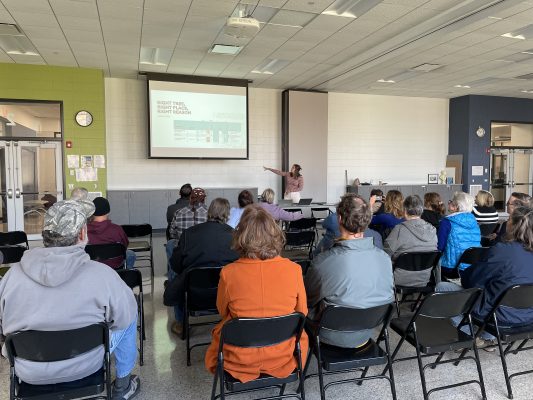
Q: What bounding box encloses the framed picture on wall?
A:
[446,176,455,184]
[428,174,438,184]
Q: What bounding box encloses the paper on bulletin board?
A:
[75,167,98,182]
[472,165,484,176]
[94,155,106,168]
[81,155,93,168]
[67,155,79,168]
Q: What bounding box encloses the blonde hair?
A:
[385,190,404,218]
[232,205,285,260]
[261,188,275,204]
[475,190,494,207]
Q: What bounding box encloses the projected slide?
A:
[149,81,248,159]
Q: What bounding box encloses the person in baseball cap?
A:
[0,199,141,399]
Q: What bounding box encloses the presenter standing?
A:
[264,164,304,203]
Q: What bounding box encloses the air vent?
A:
[515,73,533,80]
[469,185,482,196]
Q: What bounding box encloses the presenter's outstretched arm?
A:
[263,166,286,176]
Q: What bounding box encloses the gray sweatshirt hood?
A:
[19,244,90,287]
[401,218,436,242]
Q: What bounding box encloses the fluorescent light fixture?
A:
[0,23,23,36]
[454,85,471,88]
[0,24,40,57]
[521,50,533,55]
[488,16,502,20]
[140,47,171,66]
[502,24,533,40]
[520,89,533,93]
[377,79,395,83]
[6,50,39,56]
[251,58,289,74]
[322,0,382,18]
[502,33,526,40]
[210,44,242,55]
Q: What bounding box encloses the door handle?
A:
[15,188,20,198]
[7,189,12,199]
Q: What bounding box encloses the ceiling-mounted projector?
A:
[224,17,260,38]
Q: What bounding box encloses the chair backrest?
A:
[295,259,311,275]
[0,245,26,264]
[288,217,317,231]
[318,303,393,333]
[116,269,143,290]
[479,223,499,237]
[185,266,222,310]
[285,231,315,248]
[393,251,441,272]
[85,243,127,266]
[0,231,29,249]
[417,288,483,319]
[221,313,305,348]
[4,323,109,365]
[495,284,533,309]
[122,224,152,238]
[283,208,303,214]
[455,247,489,269]
[311,208,331,219]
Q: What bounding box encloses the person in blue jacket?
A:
[438,192,480,278]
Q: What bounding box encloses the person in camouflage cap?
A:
[0,199,141,400]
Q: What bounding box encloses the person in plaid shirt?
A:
[169,187,208,240]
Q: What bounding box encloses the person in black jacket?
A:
[164,197,239,336]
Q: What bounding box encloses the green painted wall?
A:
[0,63,106,196]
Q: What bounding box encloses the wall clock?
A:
[75,110,93,127]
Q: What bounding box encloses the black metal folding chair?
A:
[85,243,127,269]
[303,304,397,400]
[0,231,29,249]
[121,224,154,285]
[392,251,441,316]
[211,313,306,400]
[458,284,533,399]
[117,269,145,366]
[310,208,331,222]
[478,223,499,237]
[5,323,111,400]
[442,247,489,280]
[295,259,311,276]
[184,266,223,366]
[387,288,486,400]
[283,231,315,260]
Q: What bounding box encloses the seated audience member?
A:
[164,198,239,336]
[305,194,394,348]
[438,192,481,278]
[384,195,438,287]
[369,190,405,236]
[313,209,383,256]
[227,190,254,228]
[166,183,192,225]
[437,204,533,344]
[87,197,135,269]
[472,190,499,224]
[370,188,385,214]
[0,200,139,399]
[421,192,445,229]
[70,186,88,200]
[258,188,303,222]
[205,205,308,382]
[495,192,531,241]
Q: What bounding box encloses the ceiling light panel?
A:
[501,24,533,40]
[322,0,382,19]
[245,6,278,23]
[210,44,242,55]
[251,58,290,74]
[139,47,172,65]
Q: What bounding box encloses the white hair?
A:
[452,192,475,212]
[70,187,88,200]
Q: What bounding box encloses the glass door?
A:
[490,148,533,210]
[0,140,63,239]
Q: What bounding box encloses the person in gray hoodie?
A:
[384,195,438,287]
[0,199,140,400]
[305,194,394,348]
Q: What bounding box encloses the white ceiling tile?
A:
[49,0,98,17]
[282,0,334,14]
[57,16,101,31]
[1,0,51,13]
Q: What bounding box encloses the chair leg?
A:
[139,295,144,366]
[384,330,398,400]
[297,347,306,400]
[186,316,192,366]
[430,352,445,369]
[211,369,218,400]
[472,338,487,400]
[496,335,514,399]
[513,339,527,355]
[316,344,326,400]
[395,294,401,317]
[356,367,369,386]
[279,384,286,396]
[383,334,406,375]
[415,346,429,400]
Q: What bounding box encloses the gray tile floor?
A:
[1,233,533,399]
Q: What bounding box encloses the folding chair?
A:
[387,288,486,400]
[393,251,441,316]
[304,304,397,400]
[184,266,222,366]
[85,243,127,269]
[287,218,316,232]
[442,247,489,280]
[310,208,331,221]
[122,224,154,285]
[0,231,29,249]
[0,245,27,279]
[211,313,306,400]
[478,223,499,237]
[283,231,315,260]
[117,269,145,366]
[461,284,533,399]
[5,323,111,400]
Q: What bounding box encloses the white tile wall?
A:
[327,93,449,203]
[105,78,283,198]
[105,79,450,204]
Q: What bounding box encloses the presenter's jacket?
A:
[205,256,308,383]
[461,241,533,326]
[438,212,480,270]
